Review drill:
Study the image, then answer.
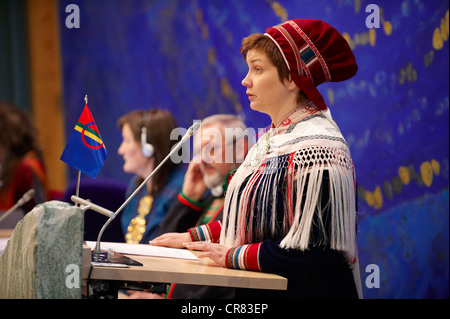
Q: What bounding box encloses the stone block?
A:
[0,201,84,298]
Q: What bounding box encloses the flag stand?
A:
[75,170,81,205]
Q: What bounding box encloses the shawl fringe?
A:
[220,114,357,263]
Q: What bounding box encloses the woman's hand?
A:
[183,241,229,268]
[151,233,230,268]
[150,232,191,249]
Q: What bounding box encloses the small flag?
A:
[60,101,107,178]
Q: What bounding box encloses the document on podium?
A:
[85,241,198,260]
[0,238,9,256]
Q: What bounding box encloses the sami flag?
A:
[60,103,107,178]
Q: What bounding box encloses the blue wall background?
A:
[58,0,449,298]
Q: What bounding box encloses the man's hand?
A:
[182,159,207,201]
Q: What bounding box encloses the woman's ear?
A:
[287,74,298,90]
[289,80,298,91]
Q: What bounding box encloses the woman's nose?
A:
[242,73,251,88]
[118,142,124,155]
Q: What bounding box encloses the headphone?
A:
[141,112,155,158]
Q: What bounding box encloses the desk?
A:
[0,229,13,256]
[82,244,287,298]
[0,229,13,238]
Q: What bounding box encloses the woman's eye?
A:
[255,67,262,73]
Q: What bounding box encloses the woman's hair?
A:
[240,33,306,104]
[117,108,181,193]
[0,102,44,189]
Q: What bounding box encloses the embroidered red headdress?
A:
[264,19,358,110]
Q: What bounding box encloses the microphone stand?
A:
[0,189,35,225]
[72,122,200,261]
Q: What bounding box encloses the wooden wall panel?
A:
[26,0,67,194]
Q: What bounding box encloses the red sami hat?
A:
[265,19,358,110]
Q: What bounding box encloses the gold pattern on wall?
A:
[358,159,445,210]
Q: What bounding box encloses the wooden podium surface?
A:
[82,244,287,291]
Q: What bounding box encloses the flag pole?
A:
[75,170,81,204]
[74,95,88,205]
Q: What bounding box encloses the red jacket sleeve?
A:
[188,220,222,243]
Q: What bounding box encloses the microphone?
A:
[71,121,201,260]
[182,121,201,142]
[0,189,35,224]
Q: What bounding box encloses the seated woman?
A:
[117,108,185,244]
[0,102,47,215]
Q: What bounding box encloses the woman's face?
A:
[241,49,292,117]
[117,123,151,177]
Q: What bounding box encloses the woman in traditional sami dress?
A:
[151,19,361,299]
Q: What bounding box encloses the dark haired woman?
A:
[117,108,185,243]
[0,102,47,214]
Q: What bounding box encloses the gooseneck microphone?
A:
[0,189,35,224]
[71,121,201,260]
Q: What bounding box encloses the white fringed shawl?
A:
[220,107,357,263]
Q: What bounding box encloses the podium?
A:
[81,244,287,299]
[0,201,287,299]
